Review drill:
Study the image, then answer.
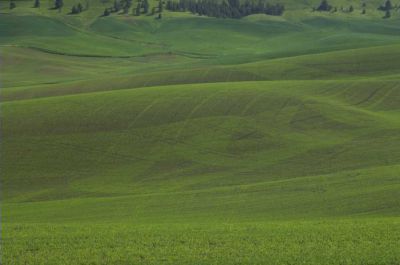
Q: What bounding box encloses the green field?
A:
[1,0,400,264]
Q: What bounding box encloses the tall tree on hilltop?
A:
[158,0,163,12]
[385,0,393,10]
[103,8,110,16]
[135,2,141,15]
[71,5,79,13]
[9,0,16,9]
[54,0,63,10]
[142,0,149,13]
[317,0,331,11]
[123,0,131,14]
[379,0,392,10]
[113,0,121,12]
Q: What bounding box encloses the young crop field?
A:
[1,0,400,264]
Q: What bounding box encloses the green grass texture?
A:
[1,1,400,264]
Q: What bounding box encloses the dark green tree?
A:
[349,5,354,12]
[54,0,63,10]
[228,0,239,9]
[10,0,16,9]
[385,0,392,10]
[113,0,121,12]
[103,7,110,16]
[361,2,366,14]
[71,5,79,13]
[317,0,331,11]
[166,0,172,10]
[142,0,149,13]
[33,0,40,8]
[158,0,163,12]
[379,0,392,10]
[165,0,285,19]
[135,3,141,15]
[123,0,132,13]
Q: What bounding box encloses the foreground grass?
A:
[3,219,400,265]
[2,80,399,264]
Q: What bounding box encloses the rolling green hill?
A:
[1,0,400,264]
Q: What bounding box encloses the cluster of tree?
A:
[31,0,87,11]
[158,0,163,13]
[378,0,395,18]
[378,0,392,11]
[133,0,150,15]
[165,0,284,19]
[315,0,331,11]
[136,0,163,18]
[103,0,132,15]
[153,0,163,18]
[314,0,399,17]
[361,2,366,14]
[103,8,111,15]
[314,0,354,13]
[103,0,161,18]
[71,3,84,14]
[54,0,63,10]
[9,0,16,9]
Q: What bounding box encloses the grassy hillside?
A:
[3,43,400,100]
[3,80,400,216]
[1,1,400,264]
